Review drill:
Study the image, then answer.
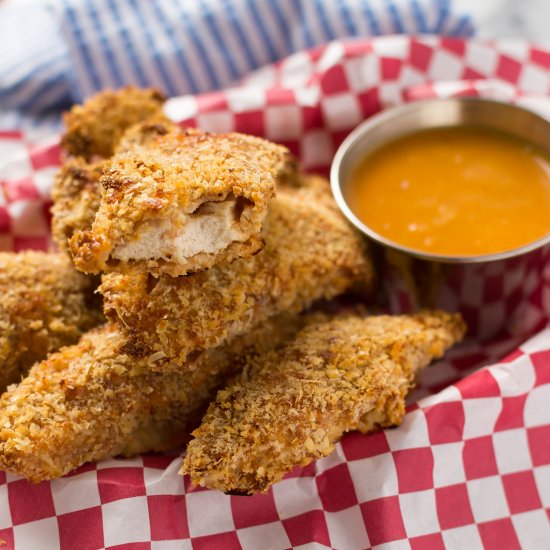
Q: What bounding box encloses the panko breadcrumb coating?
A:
[52,88,170,252]
[51,121,178,252]
[61,86,166,160]
[0,252,103,392]
[99,182,372,369]
[183,311,466,494]
[114,119,180,152]
[69,126,294,277]
[51,157,103,252]
[0,314,303,483]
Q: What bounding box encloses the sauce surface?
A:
[346,126,550,257]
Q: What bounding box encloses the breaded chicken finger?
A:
[70,126,294,276]
[0,314,303,482]
[52,122,179,249]
[183,311,466,494]
[0,252,103,392]
[52,88,170,252]
[99,180,372,369]
[61,86,166,160]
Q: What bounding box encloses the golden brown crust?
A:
[51,157,103,252]
[114,119,180,152]
[61,86,166,160]
[53,89,169,252]
[0,314,303,482]
[183,311,466,494]
[69,127,292,276]
[99,183,373,369]
[0,252,104,392]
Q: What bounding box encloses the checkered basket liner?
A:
[0,36,549,549]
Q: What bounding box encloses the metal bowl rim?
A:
[330,97,550,264]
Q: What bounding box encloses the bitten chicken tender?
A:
[99,182,372,369]
[0,314,303,483]
[61,86,166,160]
[52,88,169,252]
[183,311,466,494]
[0,252,103,392]
[69,126,294,276]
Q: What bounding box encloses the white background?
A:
[456,0,550,41]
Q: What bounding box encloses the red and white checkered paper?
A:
[0,36,549,549]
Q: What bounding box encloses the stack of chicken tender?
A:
[0,88,465,494]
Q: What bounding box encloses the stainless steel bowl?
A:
[330,97,550,264]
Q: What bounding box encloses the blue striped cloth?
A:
[0,0,476,133]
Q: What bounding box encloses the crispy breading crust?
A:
[99,182,373,369]
[0,252,103,392]
[69,127,293,276]
[183,311,466,494]
[61,87,166,160]
[51,157,103,252]
[0,314,303,483]
[52,88,170,251]
[114,119,180,152]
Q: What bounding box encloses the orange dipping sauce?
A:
[345,126,550,257]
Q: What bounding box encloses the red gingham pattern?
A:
[384,243,550,341]
[0,36,550,549]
